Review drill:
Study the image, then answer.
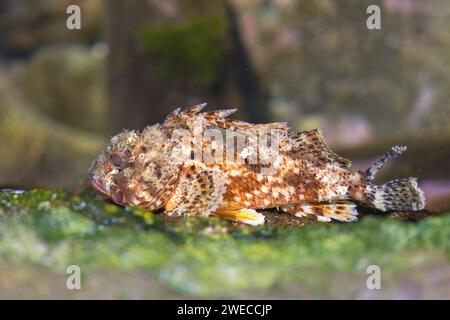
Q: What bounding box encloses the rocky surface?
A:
[0,189,448,299]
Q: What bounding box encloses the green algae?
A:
[0,189,449,298]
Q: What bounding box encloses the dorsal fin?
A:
[364,145,407,180]
[165,104,236,126]
[202,109,237,120]
[288,129,352,167]
[184,103,207,116]
[163,104,289,132]
[215,119,288,131]
[163,103,207,128]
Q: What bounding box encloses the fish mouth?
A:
[91,179,108,195]
[91,179,127,205]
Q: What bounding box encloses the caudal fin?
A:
[367,177,426,211]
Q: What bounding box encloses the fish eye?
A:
[155,167,162,179]
[110,154,125,168]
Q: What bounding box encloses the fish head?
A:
[89,124,185,208]
[88,130,140,205]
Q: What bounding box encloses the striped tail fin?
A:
[367,177,426,211]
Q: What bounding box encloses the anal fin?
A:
[282,202,358,222]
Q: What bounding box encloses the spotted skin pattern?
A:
[89,104,426,225]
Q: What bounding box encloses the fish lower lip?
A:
[113,193,126,205]
[92,180,127,205]
[92,180,107,195]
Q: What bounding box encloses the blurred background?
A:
[0,0,449,211]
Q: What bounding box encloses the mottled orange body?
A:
[89,104,425,225]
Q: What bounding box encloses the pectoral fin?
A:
[213,208,265,226]
[164,166,226,217]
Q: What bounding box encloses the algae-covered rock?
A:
[0,189,449,299]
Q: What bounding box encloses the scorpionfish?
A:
[89,103,426,225]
